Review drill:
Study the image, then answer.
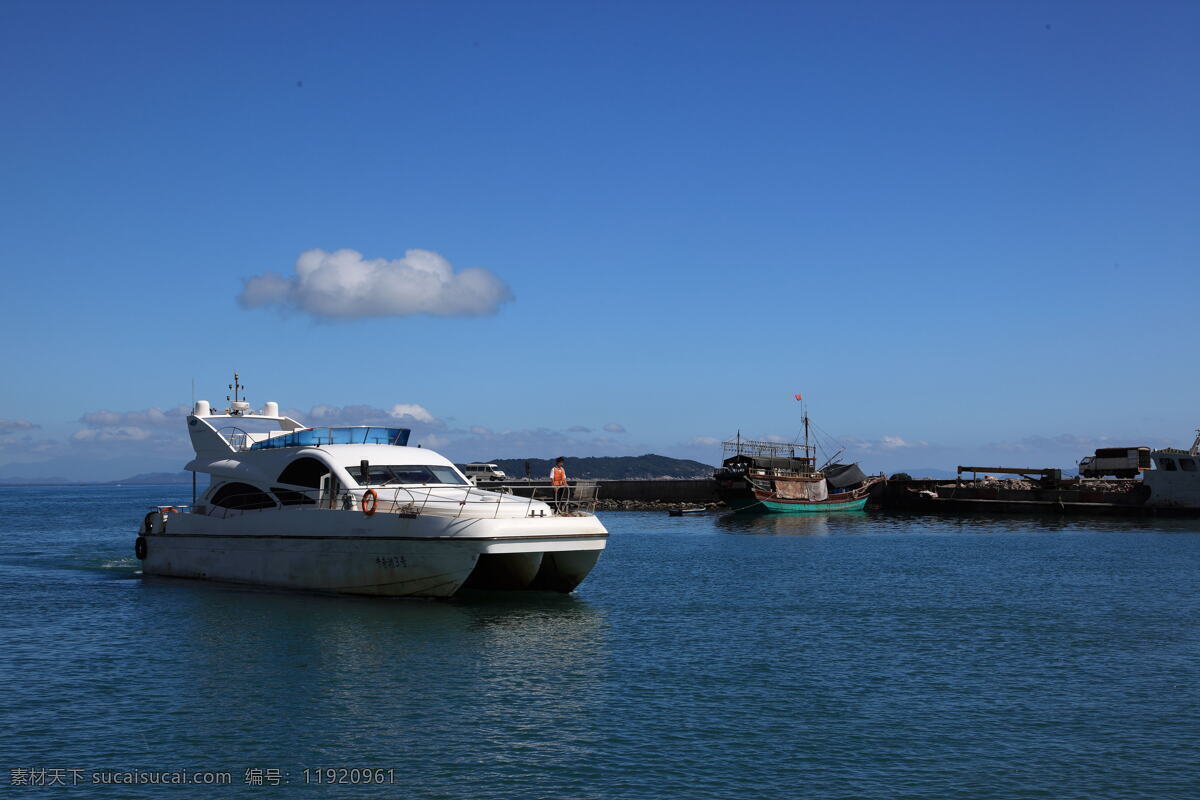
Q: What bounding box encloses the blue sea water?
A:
[1,484,1199,799]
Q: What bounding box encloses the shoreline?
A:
[596,499,726,512]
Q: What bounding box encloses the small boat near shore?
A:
[134,376,608,598]
[668,505,708,516]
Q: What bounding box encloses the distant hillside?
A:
[107,471,196,485]
[0,471,198,487]
[479,454,715,481]
[0,476,74,486]
[892,468,958,480]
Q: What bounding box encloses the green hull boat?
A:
[755,494,870,514]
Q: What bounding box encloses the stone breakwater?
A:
[595,479,719,505]
[596,499,726,512]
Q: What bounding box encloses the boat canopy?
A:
[824,463,867,489]
[249,426,410,450]
[723,454,813,471]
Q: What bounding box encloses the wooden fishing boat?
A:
[714,407,882,514]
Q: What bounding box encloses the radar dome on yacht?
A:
[193,400,211,416]
[263,401,279,417]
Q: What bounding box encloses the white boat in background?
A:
[1143,430,1200,510]
[135,377,607,597]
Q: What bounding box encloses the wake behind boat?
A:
[135,377,607,597]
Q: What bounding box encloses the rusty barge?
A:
[881,433,1200,515]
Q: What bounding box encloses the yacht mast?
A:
[226,372,246,414]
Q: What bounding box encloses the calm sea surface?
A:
[1,485,1198,799]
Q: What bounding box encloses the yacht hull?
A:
[139,510,607,598]
[141,534,480,597]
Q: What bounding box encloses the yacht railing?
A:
[189,482,600,522]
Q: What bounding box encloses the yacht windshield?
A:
[346,465,468,486]
[250,427,410,450]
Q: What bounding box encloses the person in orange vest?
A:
[551,457,567,511]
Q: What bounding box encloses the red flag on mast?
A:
[794,393,803,401]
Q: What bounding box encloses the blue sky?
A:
[1,0,1197,480]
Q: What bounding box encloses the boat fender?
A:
[143,511,158,534]
[362,489,378,516]
[135,536,148,560]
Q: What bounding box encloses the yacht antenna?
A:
[227,372,245,414]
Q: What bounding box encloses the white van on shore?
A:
[462,463,508,483]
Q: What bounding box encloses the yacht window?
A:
[1180,458,1197,472]
[271,487,316,505]
[276,457,330,488]
[1160,458,1177,471]
[346,465,468,486]
[211,482,277,510]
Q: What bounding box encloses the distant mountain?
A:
[106,471,195,485]
[0,475,75,486]
[893,467,958,480]
[0,454,185,485]
[0,470,197,487]
[478,454,715,481]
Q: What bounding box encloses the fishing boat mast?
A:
[804,410,809,459]
[800,396,813,474]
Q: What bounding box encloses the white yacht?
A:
[135,381,607,597]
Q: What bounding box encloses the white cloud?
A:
[435,427,633,462]
[988,433,1139,453]
[297,403,443,429]
[388,403,435,423]
[419,433,451,449]
[0,419,53,454]
[841,434,929,453]
[72,426,155,442]
[239,248,514,319]
[67,405,192,450]
[688,436,721,446]
[603,423,626,433]
[78,406,189,429]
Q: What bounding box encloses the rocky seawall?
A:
[596,499,726,512]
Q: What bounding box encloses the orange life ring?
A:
[162,506,180,514]
[361,489,378,516]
